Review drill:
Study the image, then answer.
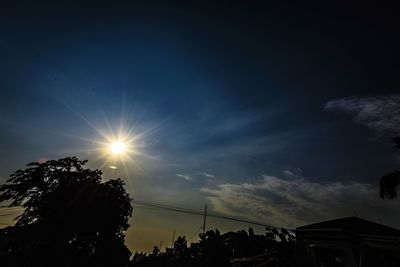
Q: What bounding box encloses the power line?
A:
[133,200,202,216]
[206,213,272,228]
[134,201,203,216]
[0,199,277,229]
[133,200,277,229]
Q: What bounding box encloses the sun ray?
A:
[53,93,178,182]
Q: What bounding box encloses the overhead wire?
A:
[132,200,277,229]
[0,199,277,229]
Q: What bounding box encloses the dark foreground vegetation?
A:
[0,157,133,267]
[130,228,295,267]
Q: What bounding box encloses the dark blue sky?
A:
[1,1,400,251]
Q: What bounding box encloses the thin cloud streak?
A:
[176,174,193,181]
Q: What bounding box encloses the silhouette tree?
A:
[197,229,230,267]
[131,227,295,267]
[380,137,400,199]
[173,236,187,258]
[0,156,133,267]
[152,246,160,256]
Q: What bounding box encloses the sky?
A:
[1,1,400,252]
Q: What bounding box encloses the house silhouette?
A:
[295,216,400,267]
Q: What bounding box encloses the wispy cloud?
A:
[325,95,400,136]
[283,168,303,179]
[202,172,215,178]
[176,173,193,181]
[201,175,400,228]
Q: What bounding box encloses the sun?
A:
[109,140,128,155]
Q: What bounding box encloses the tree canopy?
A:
[0,156,133,267]
[130,227,295,267]
[380,137,400,199]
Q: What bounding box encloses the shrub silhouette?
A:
[380,137,400,199]
[0,156,133,267]
[130,228,295,267]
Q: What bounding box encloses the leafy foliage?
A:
[380,137,400,199]
[380,171,400,199]
[0,156,133,267]
[130,227,295,267]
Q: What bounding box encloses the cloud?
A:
[283,168,303,179]
[176,174,193,181]
[325,95,400,136]
[201,175,400,228]
[202,172,215,178]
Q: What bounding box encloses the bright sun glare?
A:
[110,140,127,155]
[61,105,156,173]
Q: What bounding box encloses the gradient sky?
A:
[1,1,400,252]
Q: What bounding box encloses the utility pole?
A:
[202,205,207,234]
